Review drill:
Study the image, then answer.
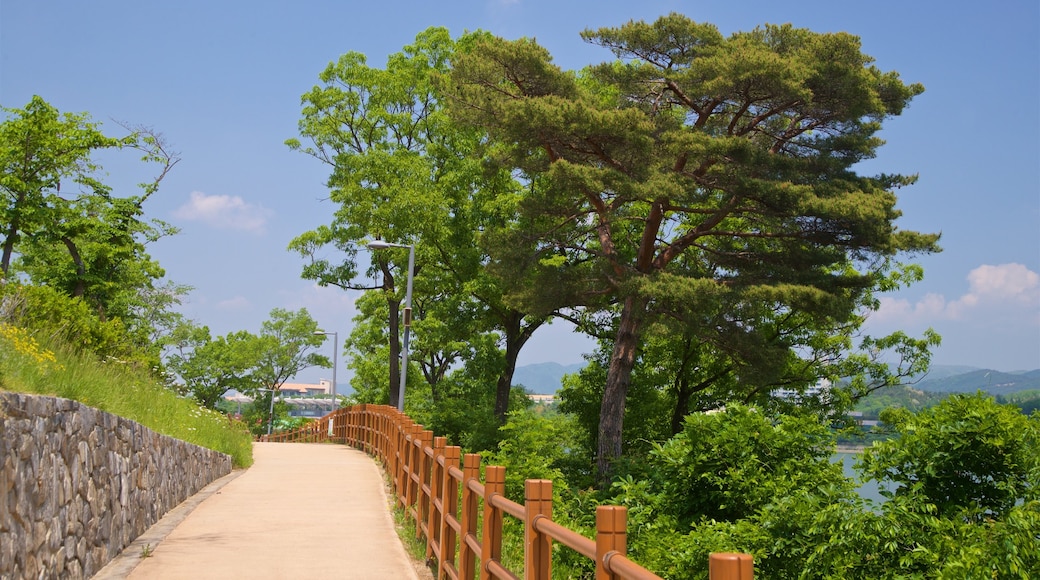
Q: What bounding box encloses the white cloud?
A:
[172,191,273,233]
[965,263,1040,299]
[873,263,1040,324]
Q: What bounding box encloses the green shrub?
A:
[0,282,157,370]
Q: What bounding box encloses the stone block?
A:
[52,545,67,576]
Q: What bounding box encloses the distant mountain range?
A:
[912,366,1040,396]
[511,362,1040,397]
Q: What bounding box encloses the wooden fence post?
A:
[459,453,481,580]
[398,420,415,509]
[595,506,627,580]
[400,422,414,509]
[415,429,433,540]
[380,406,390,462]
[709,553,754,580]
[480,465,505,580]
[408,427,427,527]
[363,406,369,445]
[426,436,447,559]
[352,406,360,446]
[368,405,378,458]
[371,405,380,456]
[394,418,410,508]
[525,479,553,580]
[438,445,461,580]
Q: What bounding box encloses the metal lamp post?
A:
[256,388,277,435]
[314,330,338,413]
[367,240,414,412]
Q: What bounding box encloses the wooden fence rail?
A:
[260,404,753,580]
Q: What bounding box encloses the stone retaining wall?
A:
[0,392,233,579]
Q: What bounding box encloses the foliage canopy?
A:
[444,14,940,478]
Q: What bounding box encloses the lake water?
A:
[833,451,891,504]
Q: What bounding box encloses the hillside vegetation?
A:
[0,290,253,468]
[915,369,1040,395]
[853,366,1040,420]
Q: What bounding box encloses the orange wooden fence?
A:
[260,404,753,580]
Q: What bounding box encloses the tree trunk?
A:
[377,260,403,409]
[669,337,696,435]
[596,294,649,484]
[671,367,730,435]
[493,325,519,423]
[61,236,87,298]
[493,311,542,423]
[671,375,692,436]
[1,221,18,276]
[0,187,26,277]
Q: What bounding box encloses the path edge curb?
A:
[92,468,247,580]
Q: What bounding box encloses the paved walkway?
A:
[96,443,426,580]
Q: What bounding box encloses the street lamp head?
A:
[367,240,411,250]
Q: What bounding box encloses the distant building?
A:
[528,393,557,405]
[224,380,338,418]
[772,379,832,402]
[277,380,332,396]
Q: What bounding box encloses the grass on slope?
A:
[0,323,253,468]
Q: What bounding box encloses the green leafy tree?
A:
[346,265,483,410]
[248,307,330,396]
[748,396,1040,578]
[15,193,176,321]
[485,408,581,513]
[645,405,851,525]
[446,15,939,480]
[166,308,329,415]
[288,28,551,421]
[241,396,291,437]
[609,399,1039,578]
[166,324,258,409]
[607,405,855,578]
[860,393,1040,521]
[1,99,178,296]
[286,28,457,408]
[343,286,526,451]
[130,279,195,358]
[0,96,121,275]
[341,291,396,404]
[426,338,530,451]
[1,97,182,363]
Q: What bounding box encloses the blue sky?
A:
[2,0,1038,384]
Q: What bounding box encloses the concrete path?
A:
[97,443,427,580]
